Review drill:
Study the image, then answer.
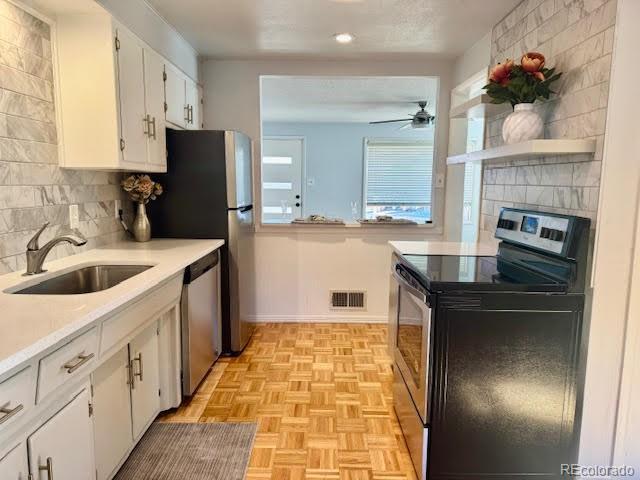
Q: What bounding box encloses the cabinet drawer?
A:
[0,367,34,431]
[37,328,98,403]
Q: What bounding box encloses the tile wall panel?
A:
[0,0,127,273]
[480,0,617,240]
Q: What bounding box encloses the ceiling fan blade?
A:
[370,119,411,124]
[399,123,413,130]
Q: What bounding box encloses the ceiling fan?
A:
[369,101,435,129]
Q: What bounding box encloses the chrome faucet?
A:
[25,222,87,275]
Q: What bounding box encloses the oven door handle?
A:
[392,267,429,305]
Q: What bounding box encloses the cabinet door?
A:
[0,443,28,480]
[130,322,160,439]
[143,48,167,170]
[165,63,186,128]
[92,347,133,480]
[115,27,147,165]
[28,388,95,480]
[185,78,199,130]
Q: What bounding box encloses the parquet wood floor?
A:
[160,323,418,480]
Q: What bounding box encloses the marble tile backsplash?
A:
[0,0,127,274]
[480,0,617,241]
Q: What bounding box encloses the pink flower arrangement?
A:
[484,52,561,107]
[121,174,163,204]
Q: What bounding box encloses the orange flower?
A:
[489,59,514,85]
[521,52,546,75]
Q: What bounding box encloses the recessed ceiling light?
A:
[334,33,354,44]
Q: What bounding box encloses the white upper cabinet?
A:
[185,78,199,130]
[165,63,201,130]
[114,27,147,167]
[55,8,199,172]
[165,62,188,128]
[143,49,168,168]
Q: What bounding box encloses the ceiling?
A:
[261,76,438,123]
[145,0,520,59]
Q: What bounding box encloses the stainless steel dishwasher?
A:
[181,250,221,396]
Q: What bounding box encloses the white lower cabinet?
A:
[92,321,161,479]
[93,347,133,480]
[130,322,160,439]
[28,388,95,480]
[0,443,28,480]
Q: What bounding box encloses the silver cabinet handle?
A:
[63,352,94,374]
[149,116,157,139]
[39,457,53,480]
[133,353,143,381]
[0,403,24,425]
[184,105,189,122]
[188,105,193,124]
[143,114,150,135]
[126,361,135,390]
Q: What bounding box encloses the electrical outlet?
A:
[114,199,121,218]
[69,204,79,229]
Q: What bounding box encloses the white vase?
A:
[502,103,544,144]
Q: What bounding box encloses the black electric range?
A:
[390,208,591,480]
[399,253,568,293]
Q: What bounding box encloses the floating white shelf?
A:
[449,94,510,119]
[446,139,597,165]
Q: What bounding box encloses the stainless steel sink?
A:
[11,265,153,295]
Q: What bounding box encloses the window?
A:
[364,140,434,223]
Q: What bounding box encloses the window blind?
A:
[365,140,433,206]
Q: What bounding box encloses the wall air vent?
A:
[330,291,366,310]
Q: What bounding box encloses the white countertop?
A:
[389,240,499,257]
[0,239,224,377]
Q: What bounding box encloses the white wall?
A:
[96,0,198,80]
[201,58,453,321]
[452,30,491,86]
[579,0,640,468]
[445,30,492,241]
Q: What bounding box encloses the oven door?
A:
[392,262,432,423]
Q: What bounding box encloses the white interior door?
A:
[262,137,303,223]
[115,27,147,165]
[28,388,95,480]
[92,346,133,480]
[129,321,160,439]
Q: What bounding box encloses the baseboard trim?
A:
[247,314,387,324]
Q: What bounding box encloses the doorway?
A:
[261,137,304,223]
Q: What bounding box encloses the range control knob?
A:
[540,227,551,239]
[549,229,565,242]
[498,219,516,230]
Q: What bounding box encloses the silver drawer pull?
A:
[0,403,24,425]
[39,457,54,480]
[63,352,95,374]
[133,353,144,381]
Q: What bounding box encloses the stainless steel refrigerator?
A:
[149,129,255,354]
